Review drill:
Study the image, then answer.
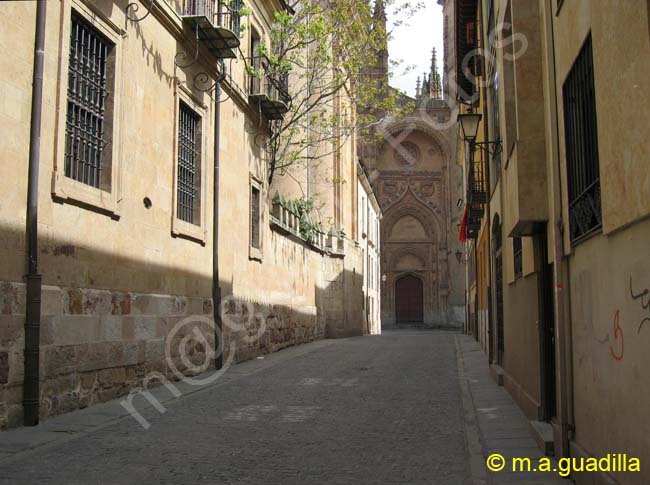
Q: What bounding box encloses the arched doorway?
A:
[395,275,424,324]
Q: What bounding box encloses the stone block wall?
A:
[0,0,369,431]
[0,282,213,430]
[0,232,366,430]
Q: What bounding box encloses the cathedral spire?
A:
[429,47,442,99]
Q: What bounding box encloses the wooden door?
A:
[395,275,423,323]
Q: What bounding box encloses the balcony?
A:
[466,145,487,239]
[179,0,241,59]
[455,0,479,103]
[247,56,290,120]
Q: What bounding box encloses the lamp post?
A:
[458,112,482,145]
[457,110,502,157]
[458,111,482,205]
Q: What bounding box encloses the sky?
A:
[387,0,444,98]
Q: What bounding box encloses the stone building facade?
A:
[357,163,382,334]
[369,113,464,328]
[454,0,650,482]
[361,5,465,328]
[0,0,368,429]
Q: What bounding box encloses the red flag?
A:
[458,207,468,242]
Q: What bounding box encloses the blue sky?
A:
[387,0,444,97]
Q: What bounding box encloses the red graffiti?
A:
[609,310,624,361]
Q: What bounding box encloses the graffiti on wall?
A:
[606,277,650,362]
[609,310,624,361]
[629,277,650,335]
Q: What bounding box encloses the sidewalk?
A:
[0,339,338,466]
[455,334,571,484]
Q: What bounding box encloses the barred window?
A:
[513,237,522,279]
[65,13,115,189]
[563,34,602,244]
[177,102,202,225]
[250,185,261,249]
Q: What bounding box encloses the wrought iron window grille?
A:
[64,13,114,190]
[250,184,261,249]
[563,34,602,244]
[177,102,202,225]
[465,143,488,239]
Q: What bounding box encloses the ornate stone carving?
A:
[394,141,420,167]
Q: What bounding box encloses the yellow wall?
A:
[0,0,366,429]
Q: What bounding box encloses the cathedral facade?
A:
[363,4,465,327]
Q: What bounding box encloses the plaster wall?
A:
[0,0,366,429]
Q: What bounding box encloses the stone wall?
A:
[0,283,213,429]
[0,0,367,430]
[0,226,364,430]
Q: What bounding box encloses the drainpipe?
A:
[547,0,574,455]
[24,0,47,427]
[213,72,224,370]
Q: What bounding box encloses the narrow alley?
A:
[0,331,567,484]
[2,1,649,482]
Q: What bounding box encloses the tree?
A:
[247,0,417,187]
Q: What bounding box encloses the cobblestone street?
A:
[0,331,570,484]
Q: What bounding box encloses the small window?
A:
[249,28,261,95]
[502,2,517,156]
[177,102,202,225]
[563,34,601,244]
[489,71,501,187]
[513,237,522,279]
[64,12,115,190]
[250,184,261,249]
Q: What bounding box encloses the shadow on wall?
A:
[0,223,364,429]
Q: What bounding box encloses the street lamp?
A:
[457,110,502,156]
[457,112,482,143]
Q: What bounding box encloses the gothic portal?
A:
[361,28,465,327]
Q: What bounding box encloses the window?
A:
[251,185,261,249]
[365,207,369,242]
[563,34,602,244]
[487,0,501,189]
[64,13,114,190]
[502,2,517,156]
[249,176,263,260]
[52,3,123,216]
[513,237,522,279]
[488,71,502,186]
[249,27,261,94]
[361,196,366,236]
[177,102,202,225]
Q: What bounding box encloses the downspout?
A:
[213,72,224,370]
[24,0,47,427]
[547,0,574,454]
